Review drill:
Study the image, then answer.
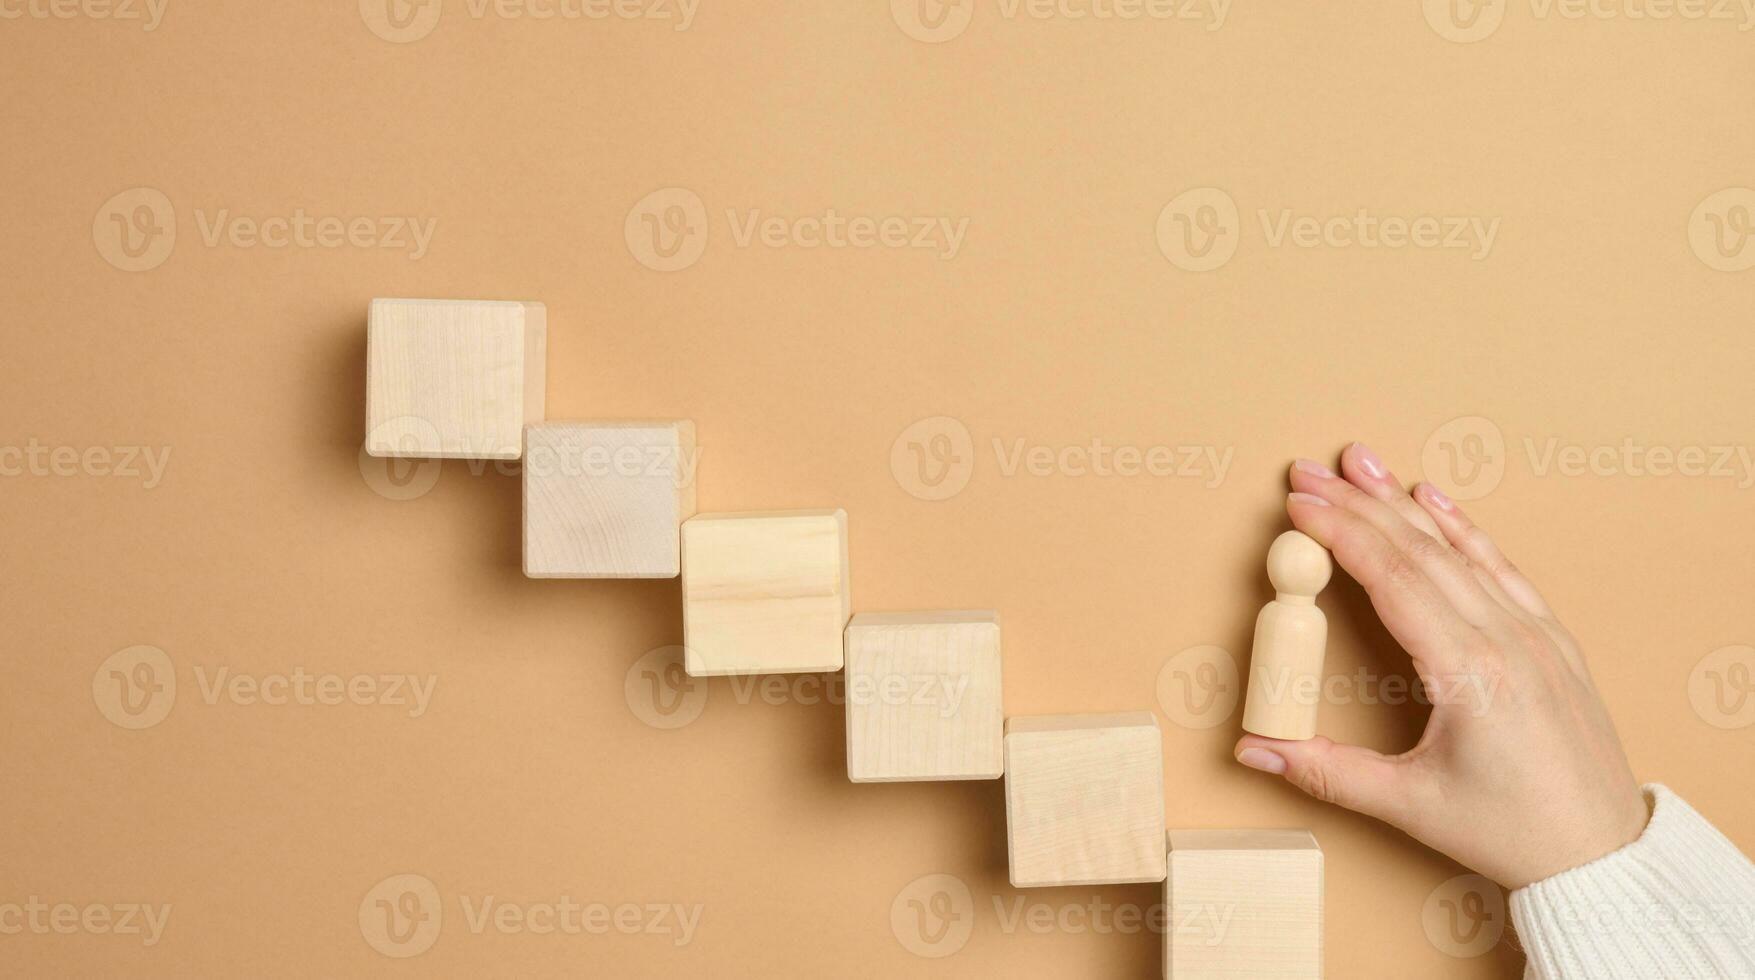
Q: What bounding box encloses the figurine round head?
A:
[1267,530,1332,597]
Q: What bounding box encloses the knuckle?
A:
[1463,526,1499,560]
[1509,621,1551,656]
[1330,481,1375,512]
[1402,533,1451,566]
[1293,763,1339,804]
[1472,630,1512,664]
[1378,551,1427,592]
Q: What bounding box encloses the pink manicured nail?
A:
[1351,442,1389,479]
[1236,748,1288,774]
[1288,492,1330,507]
[1421,483,1455,511]
[1292,458,1335,479]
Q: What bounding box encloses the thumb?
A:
[1234,735,1419,828]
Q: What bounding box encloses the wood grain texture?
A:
[365,298,546,460]
[680,510,850,677]
[1003,711,1166,888]
[1242,531,1333,741]
[522,420,697,579]
[844,610,1003,783]
[1165,829,1323,979]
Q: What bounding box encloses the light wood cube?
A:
[681,510,849,676]
[844,611,1003,783]
[1004,712,1166,888]
[522,421,697,579]
[365,298,546,460]
[1165,830,1323,979]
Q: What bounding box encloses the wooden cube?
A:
[681,510,849,676]
[1004,712,1166,888]
[365,298,546,460]
[1165,830,1323,979]
[522,421,697,579]
[844,611,1003,782]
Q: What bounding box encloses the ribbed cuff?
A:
[1512,785,1755,980]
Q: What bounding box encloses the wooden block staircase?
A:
[363,297,1325,977]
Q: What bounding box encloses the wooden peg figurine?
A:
[1241,530,1333,741]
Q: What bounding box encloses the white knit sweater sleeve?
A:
[1513,785,1755,980]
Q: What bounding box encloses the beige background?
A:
[4,2,1753,977]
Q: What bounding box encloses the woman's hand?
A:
[1232,442,1651,889]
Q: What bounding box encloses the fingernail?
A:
[1421,483,1454,511]
[1288,492,1330,507]
[1293,458,1335,479]
[1351,442,1389,479]
[1236,747,1288,774]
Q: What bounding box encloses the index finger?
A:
[1287,492,1481,676]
